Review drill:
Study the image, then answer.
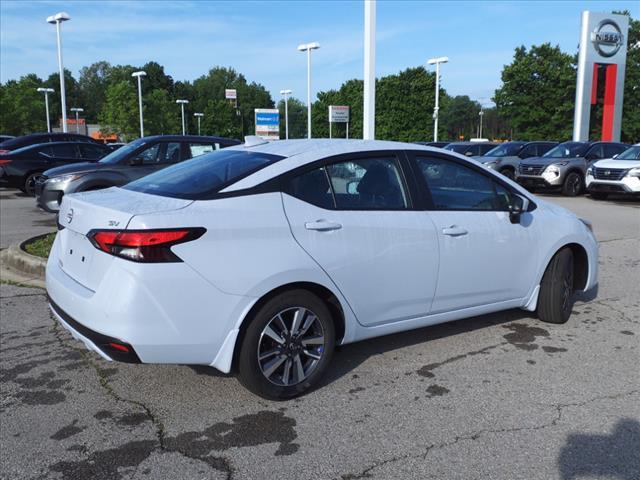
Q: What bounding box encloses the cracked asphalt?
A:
[1,192,639,480]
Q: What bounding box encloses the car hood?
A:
[519,156,584,166]
[477,155,518,163]
[43,161,105,177]
[592,158,640,169]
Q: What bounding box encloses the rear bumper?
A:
[46,233,256,370]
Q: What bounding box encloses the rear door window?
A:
[137,143,161,164]
[50,144,79,158]
[519,144,537,158]
[603,144,626,158]
[188,143,216,158]
[158,142,182,164]
[80,144,109,160]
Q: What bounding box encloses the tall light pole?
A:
[363,0,376,140]
[176,99,189,135]
[70,107,83,134]
[478,109,485,138]
[37,87,55,132]
[427,56,449,142]
[297,42,320,139]
[131,71,146,138]
[194,112,204,135]
[280,89,292,139]
[46,12,70,133]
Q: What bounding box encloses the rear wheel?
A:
[562,172,583,197]
[237,290,335,399]
[590,192,608,200]
[538,248,574,324]
[499,168,515,180]
[23,172,43,197]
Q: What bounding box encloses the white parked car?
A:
[586,144,640,200]
[47,139,599,399]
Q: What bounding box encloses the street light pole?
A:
[131,71,146,138]
[47,12,70,132]
[297,42,320,139]
[37,88,55,132]
[194,113,204,135]
[427,56,449,142]
[70,107,83,134]
[479,109,485,138]
[176,99,189,135]
[280,89,292,140]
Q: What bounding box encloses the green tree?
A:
[78,61,112,122]
[440,95,481,141]
[98,80,138,141]
[144,88,180,135]
[278,97,307,139]
[0,74,47,135]
[494,43,576,140]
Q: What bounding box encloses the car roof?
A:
[223,139,447,192]
[139,135,241,144]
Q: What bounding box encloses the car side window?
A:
[585,145,604,160]
[50,144,79,158]
[326,157,408,210]
[479,144,495,156]
[80,144,108,160]
[289,167,334,209]
[519,144,537,158]
[188,143,216,158]
[158,142,182,164]
[137,143,161,164]
[603,144,624,158]
[416,156,512,211]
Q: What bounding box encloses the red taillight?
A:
[88,228,205,263]
[0,159,11,165]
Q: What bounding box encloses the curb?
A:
[0,234,50,284]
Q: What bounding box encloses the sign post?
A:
[225,89,237,108]
[329,105,350,139]
[254,108,280,141]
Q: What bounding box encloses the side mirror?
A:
[129,156,144,166]
[509,195,530,224]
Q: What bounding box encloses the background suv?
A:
[478,141,557,180]
[36,135,240,212]
[0,141,111,195]
[586,144,640,200]
[443,141,498,157]
[516,141,630,196]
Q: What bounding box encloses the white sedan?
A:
[47,139,598,398]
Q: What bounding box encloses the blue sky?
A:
[1,1,638,106]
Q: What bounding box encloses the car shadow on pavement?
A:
[318,307,534,390]
[558,418,640,480]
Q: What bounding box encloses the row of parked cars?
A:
[0,132,240,210]
[417,140,639,199]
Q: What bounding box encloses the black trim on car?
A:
[48,297,142,363]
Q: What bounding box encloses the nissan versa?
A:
[47,139,599,399]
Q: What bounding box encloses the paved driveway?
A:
[1,192,638,479]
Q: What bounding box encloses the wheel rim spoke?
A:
[282,358,292,385]
[298,313,318,337]
[290,308,305,336]
[294,354,305,383]
[301,335,324,346]
[302,349,321,360]
[262,354,287,378]
[263,325,285,345]
[258,348,280,361]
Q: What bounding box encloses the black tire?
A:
[562,172,583,197]
[23,172,43,197]
[538,248,574,324]
[499,168,515,180]
[590,192,608,200]
[237,289,335,399]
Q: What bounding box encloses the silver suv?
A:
[476,141,557,180]
[516,141,630,196]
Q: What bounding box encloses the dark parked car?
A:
[0,132,103,154]
[0,142,112,195]
[515,141,630,196]
[36,135,241,212]
[413,141,450,148]
[0,135,15,143]
[444,141,498,157]
[476,141,558,180]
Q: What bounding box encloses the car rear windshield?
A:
[543,142,589,158]
[123,149,284,199]
[484,142,524,157]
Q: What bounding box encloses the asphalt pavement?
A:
[1,190,639,480]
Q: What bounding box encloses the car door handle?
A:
[305,220,342,231]
[442,225,468,236]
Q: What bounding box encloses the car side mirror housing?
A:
[129,156,144,166]
[509,195,530,224]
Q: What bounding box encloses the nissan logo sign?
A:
[591,19,624,57]
[66,208,74,224]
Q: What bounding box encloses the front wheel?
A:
[23,172,43,197]
[562,172,583,197]
[237,290,335,399]
[538,248,574,324]
[499,168,515,180]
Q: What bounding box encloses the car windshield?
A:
[124,149,284,199]
[98,139,147,164]
[543,142,589,158]
[615,145,640,160]
[444,144,469,153]
[484,142,524,157]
